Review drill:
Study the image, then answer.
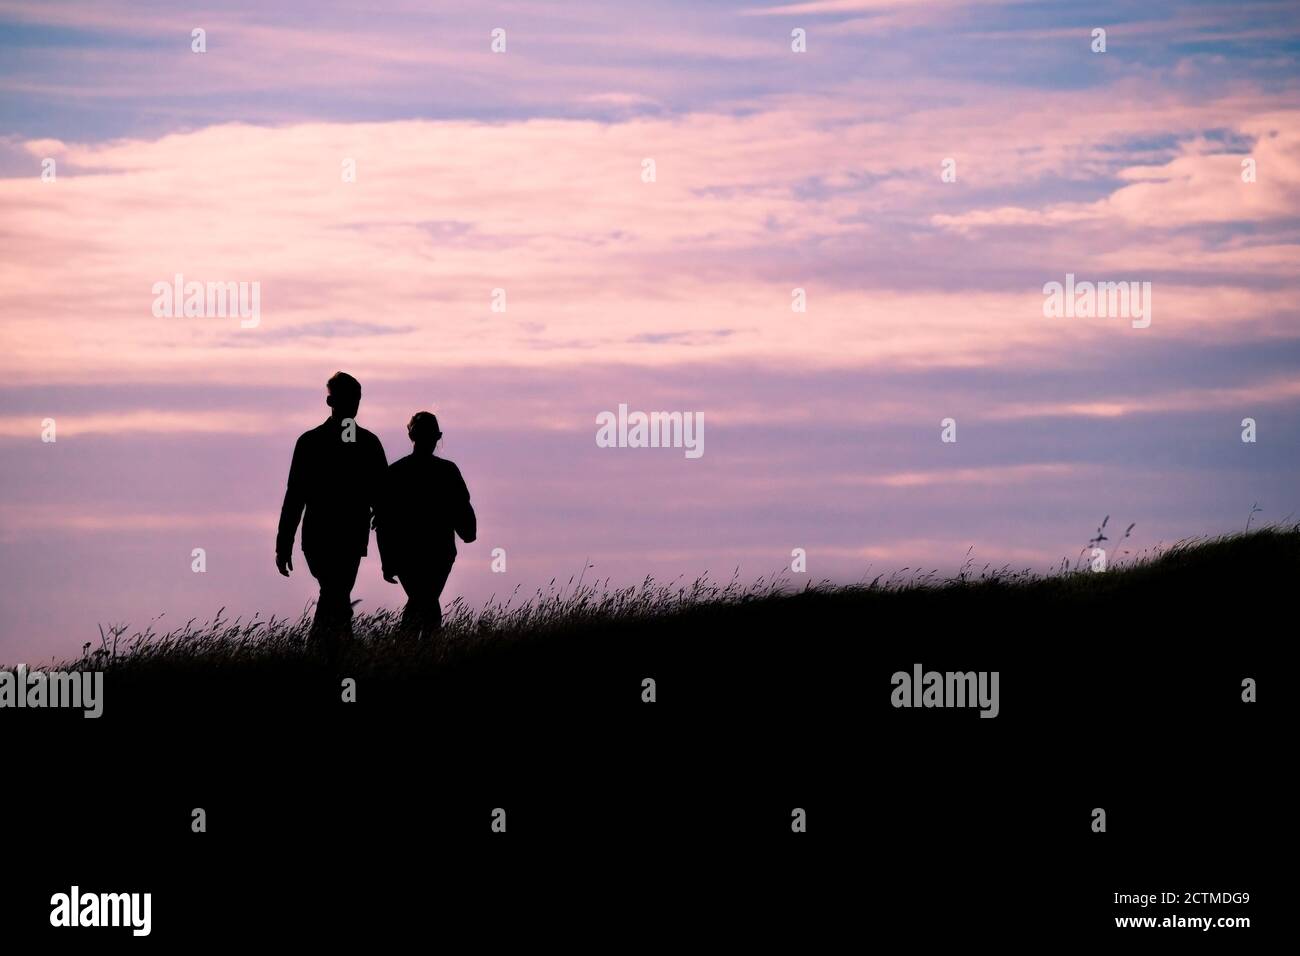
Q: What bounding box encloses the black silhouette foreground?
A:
[19,527,1285,945]
[375,411,477,640]
[276,372,387,654]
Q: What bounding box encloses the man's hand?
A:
[276,553,293,577]
[382,569,398,584]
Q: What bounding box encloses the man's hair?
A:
[408,411,441,443]
[327,371,362,403]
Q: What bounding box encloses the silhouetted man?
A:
[376,411,476,639]
[276,372,388,654]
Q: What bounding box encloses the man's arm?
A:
[369,437,395,580]
[453,465,477,544]
[276,435,307,573]
[367,435,389,530]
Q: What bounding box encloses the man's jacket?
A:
[276,418,388,560]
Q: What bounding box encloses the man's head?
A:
[326,371,362,420]
[407,411,441,450]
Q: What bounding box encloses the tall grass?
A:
[17,521,1298,675]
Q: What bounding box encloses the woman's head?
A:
[407,411,442,449]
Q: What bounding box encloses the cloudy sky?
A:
[1,0,1297,662]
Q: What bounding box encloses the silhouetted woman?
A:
[376,412,477,639]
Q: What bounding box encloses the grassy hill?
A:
[18,522,1292,721]
[7,524,1286,914]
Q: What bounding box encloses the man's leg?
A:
[305,551,361,653]
[335,554,361,640]
[304,551,329,644]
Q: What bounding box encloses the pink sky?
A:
[1,0,1298,661]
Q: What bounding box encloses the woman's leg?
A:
[426,557,455,633]
[397,561,452,639]
[398,569,429,639]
